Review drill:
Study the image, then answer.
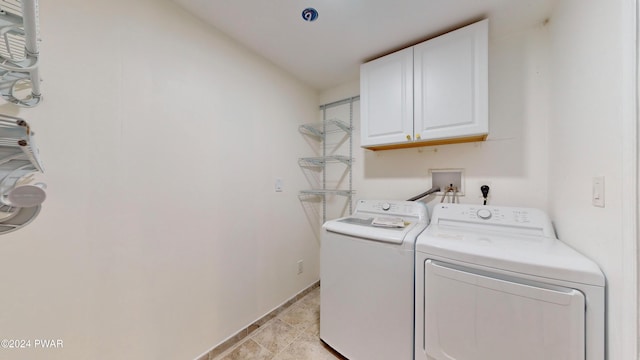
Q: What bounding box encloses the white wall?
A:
[321,22,552,215]
[0,0,632,358]
[547,0,638,359]
[0,0,319,359]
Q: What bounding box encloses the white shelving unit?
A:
[0,1,45,236]
[299,96,357,223]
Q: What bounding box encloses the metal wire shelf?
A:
[0,0,42,107]
[299,189,354,197]
[0,113,43,171]
[298,119,352,139]
[298,155,352,167]
[0,113,45,235]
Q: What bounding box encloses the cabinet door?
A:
[414,19,488,141]
[360,47,414,147]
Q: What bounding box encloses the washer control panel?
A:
[431,204,554,237]
[354,200,428,221]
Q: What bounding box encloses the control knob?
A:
[477,208,492,220]
[381,203,391,211]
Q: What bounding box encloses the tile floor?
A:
[212,287,347,360]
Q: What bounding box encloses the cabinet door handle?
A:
[406,134,412,141]
[416,134,421,140]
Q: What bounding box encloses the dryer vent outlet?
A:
[430,169,464,196]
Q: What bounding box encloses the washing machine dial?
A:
[477,208,492,220]
[381,203,391,211]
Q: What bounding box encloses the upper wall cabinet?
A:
[360,19,488,150]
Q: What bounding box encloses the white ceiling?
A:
[173,0,556,91]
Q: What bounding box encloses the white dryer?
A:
[415,204,605,360]
[321,200,429,360]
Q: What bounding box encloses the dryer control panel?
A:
[431,204,555,238]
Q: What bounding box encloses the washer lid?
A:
[417,204,605,286]
[324,215,422,244]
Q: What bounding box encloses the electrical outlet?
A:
[297,260,304,275]
[477,181,492,198]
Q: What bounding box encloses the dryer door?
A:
[422,260,585,360]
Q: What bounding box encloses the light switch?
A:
[592,176,604,207]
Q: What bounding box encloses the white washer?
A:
[321,199,429,360]
[415,203,605,360]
